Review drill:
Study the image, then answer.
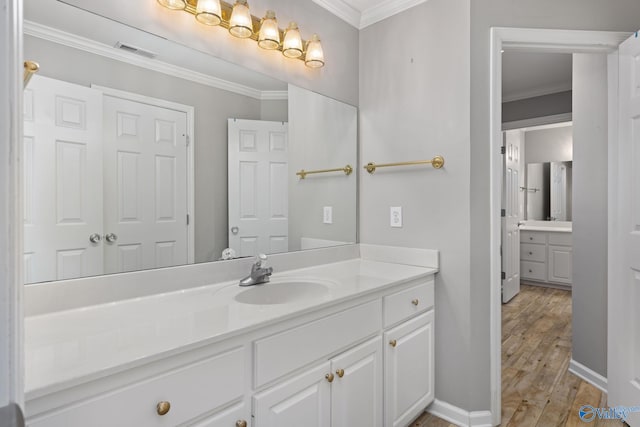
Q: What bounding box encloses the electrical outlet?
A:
[323,206,333,224]
[390,206,402,227]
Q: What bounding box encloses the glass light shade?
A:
[305,34,324,68]
[195,0,222,25]
[157,0,186,10]
[282,22,303,59]
[258,10,280,50]
[229,0,253,38]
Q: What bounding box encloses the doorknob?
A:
[105,233,118,243]
[231,226,239,235]
[89,233,102,244]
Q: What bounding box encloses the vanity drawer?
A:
[520,243,546,262]
[254,300,381,388]
[521,261,546,281]
[549,232,572,246]
[383,279,434,327]
[28,347,245,427]
[521,231,546,245]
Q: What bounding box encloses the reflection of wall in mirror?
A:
[288,85,357,251]
[24,35,288,268]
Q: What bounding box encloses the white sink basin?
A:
[234,278,331,305]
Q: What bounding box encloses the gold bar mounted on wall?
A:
[296,165,353,179]
[23,61,39,88]
[364,156,445,174]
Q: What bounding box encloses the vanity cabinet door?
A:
[253,362,331,427]
[548,244,573,284]
[384,310,434,427]
[330,336,383,427]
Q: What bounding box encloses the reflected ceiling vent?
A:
[114,42,157,59]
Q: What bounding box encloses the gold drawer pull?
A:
[156,401,171,416]
[389,339,397,347]
[236,420,248,427]
[411,299,419,306]
[325,373,335,383]
[529,252,533,255]
[336,368,345,378]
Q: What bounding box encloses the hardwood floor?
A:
[411,285,624,427]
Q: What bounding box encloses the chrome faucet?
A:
[239,254,273,286]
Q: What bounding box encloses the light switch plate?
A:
[323,206,333,224]
[390,206,402,227]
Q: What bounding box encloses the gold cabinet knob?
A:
[156,401,171,416]
[411,299,419,306]
[336,368,345,378]
[389,339,397,347]
[236,420,248,427]
[325,373,335,383]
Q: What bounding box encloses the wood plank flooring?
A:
[410,285,624,427]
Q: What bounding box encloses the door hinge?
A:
[186,214,190,225]
[501,271,506,280]
[501,209,506,217]
[501,146,506,155]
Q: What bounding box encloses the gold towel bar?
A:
[24,61,39,88]
[296,165,353,179]
[364,156,445,174]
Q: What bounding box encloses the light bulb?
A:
[258,10,280,50]
[156,0,186,10]
[305,34,324,68]
[195,0,222,26]
[229,0,253,38]
[282,22,303,59]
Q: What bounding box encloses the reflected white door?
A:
[502,130,522,303]
[23,75,103,283]
[228,119,288,257]
[102,96,188,274]
[550,162,567,221]
[608,31,640,426]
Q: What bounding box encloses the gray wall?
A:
[572,53,608,377]
[470,0,640,411]
[360,0,472,411]
[503,90,572,124]
[24,35,285,264]
[525,125,573,164]
[288,85,357,251]
[62,0,359,106]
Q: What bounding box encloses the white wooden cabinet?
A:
[520,230,572,286]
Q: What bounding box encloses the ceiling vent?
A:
[114,42,157,59]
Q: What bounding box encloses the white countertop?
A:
[520,225,572,233]
[25,258,436,398]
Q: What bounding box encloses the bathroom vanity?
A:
[24,245,438,427]
[520,221,572,287]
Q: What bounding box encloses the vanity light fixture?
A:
[282,22,303,58]
[156,0,325,68]
[157,0,186,11]
[228,0,253,38]
[258,10,280,50]
[195,0,222,26]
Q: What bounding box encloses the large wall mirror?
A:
[23,0,357,284]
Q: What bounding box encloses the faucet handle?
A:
[255,253,267,266]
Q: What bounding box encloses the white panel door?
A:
[502,130,522,303]
[23,75,103,283]
[609,31,640,426]
[384,311,434,427]
[331,336,382,427]
[253,361,331,427]
[550,162,567,221]
[102,96,188,274]
[228,119,288,257]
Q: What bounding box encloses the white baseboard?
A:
[569,359,608,393]
[427,399,494,427]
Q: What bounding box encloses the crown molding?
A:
[360,0,428,29]
[23,20,286,101]
[312,0,361,28]
[260,90,289,101]
[502,82,572,103]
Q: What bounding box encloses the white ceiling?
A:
[312,0,428,29]
[502,51,573,103]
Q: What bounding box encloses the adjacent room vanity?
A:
[24,245,438,427]
[520,221,572,287]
